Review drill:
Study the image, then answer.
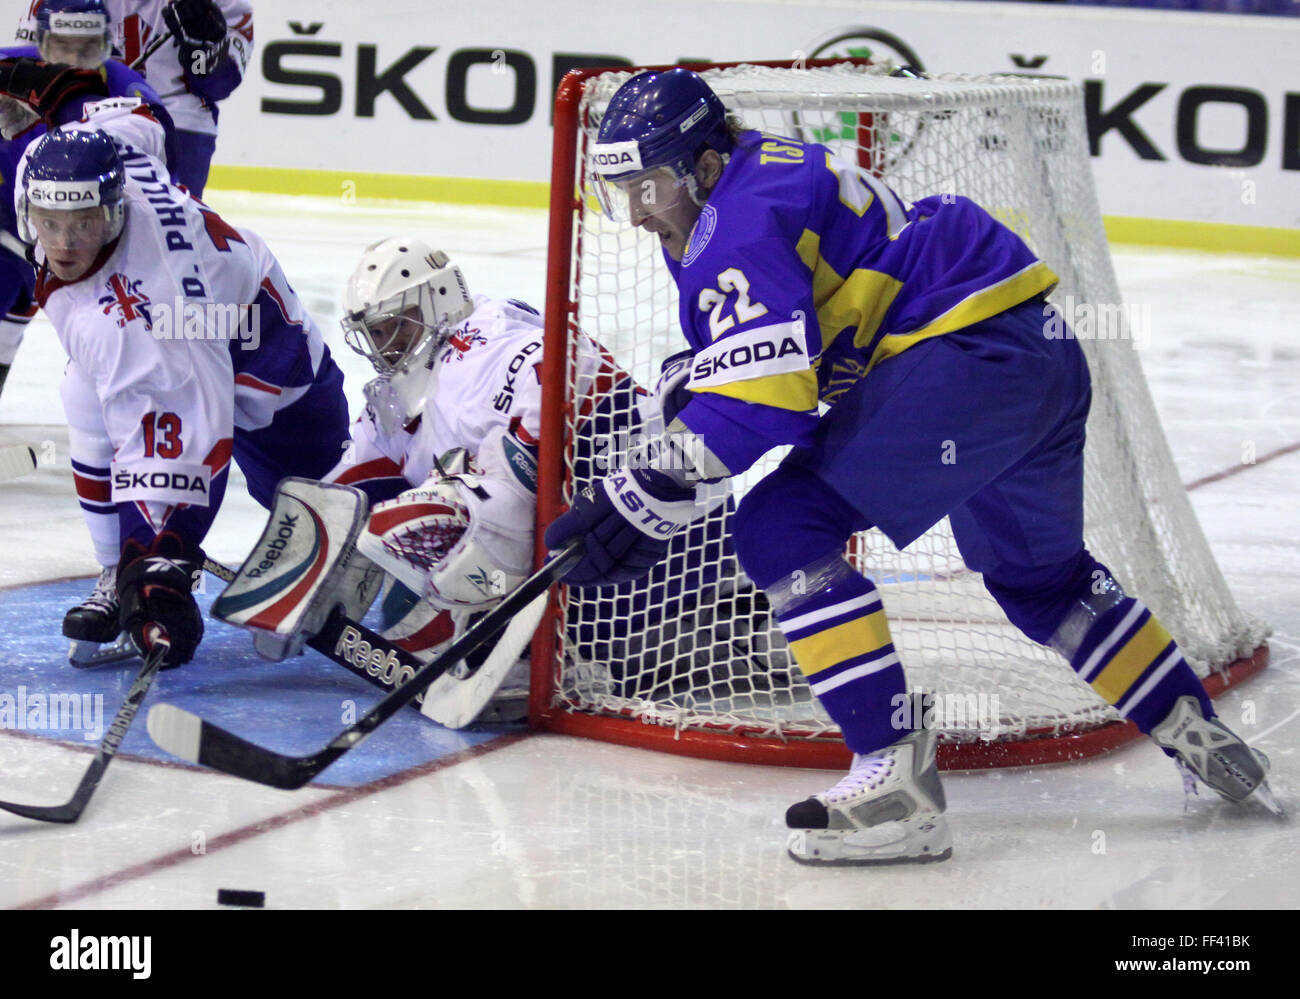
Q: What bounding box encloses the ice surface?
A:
[0,194,1295,909]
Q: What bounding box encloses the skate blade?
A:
[1249,779,1285,818]
[68,634,140,669]
[786,818,953,867]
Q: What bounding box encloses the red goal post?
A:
[528,60,1269,771]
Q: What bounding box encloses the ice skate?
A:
[1151,695,1283,816]
[63,567,136,668]
[785,724,952,866]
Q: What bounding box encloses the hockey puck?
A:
[216,888,265,908]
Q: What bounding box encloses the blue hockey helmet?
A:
[36,0,113,69]
[590,69,734,222]
[19,128,127,247]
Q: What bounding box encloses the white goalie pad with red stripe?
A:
[212,477,383,661]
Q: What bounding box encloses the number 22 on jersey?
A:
[698,268,768,340]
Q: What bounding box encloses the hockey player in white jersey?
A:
[16,0,253,196]
[17,99,349,669]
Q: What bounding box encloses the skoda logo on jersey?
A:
[682,205,718,267]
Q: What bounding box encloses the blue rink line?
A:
[0,578,515,788]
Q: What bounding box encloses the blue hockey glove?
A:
[654,349,695,424]
[163,0,229,76]
[544,466,698,586]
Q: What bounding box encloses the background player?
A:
[13,96,348,669]
[0,8,178,398]
[17,0,253,196]
[544,68,1277,865]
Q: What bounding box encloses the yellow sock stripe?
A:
[788,609,893,678]
[1089,616,1176,705]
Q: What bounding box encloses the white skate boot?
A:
[786,724,952,866]
[1150,695,1282,816]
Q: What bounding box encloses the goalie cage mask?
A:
[342,237,474,431]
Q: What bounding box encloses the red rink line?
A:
[1184,439,1300,492]
[14,731,533,910]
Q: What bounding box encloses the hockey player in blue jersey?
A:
[544,68,1278,865]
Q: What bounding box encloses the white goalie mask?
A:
[341,237,474,433]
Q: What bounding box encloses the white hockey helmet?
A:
[342,238,473,373]
[342,238,474,433]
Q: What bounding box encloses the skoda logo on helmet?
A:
[27,180,101,206]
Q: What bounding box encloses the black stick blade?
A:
[147,705,321,790]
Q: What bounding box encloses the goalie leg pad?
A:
[213,478,382,661]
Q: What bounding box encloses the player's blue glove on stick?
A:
[544,465,698,586]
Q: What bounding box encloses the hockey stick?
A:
[0,443,36,482]
[0,635,170,823]
[201,556,434,710]
[128,26,174,72]
[420,590,548,728]
[147,539,585,789]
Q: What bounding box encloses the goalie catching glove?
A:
[357,446,533,613]
[116,532,205,669]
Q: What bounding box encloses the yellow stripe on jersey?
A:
[867,261,1059,370]
[788,608,893,678]
[692,367,820,411]
[1089,616,1175,705]
[796,229,903,354]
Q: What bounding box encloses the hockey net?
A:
[531,61,1269,769]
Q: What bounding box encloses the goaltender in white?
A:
[322,236,644,724]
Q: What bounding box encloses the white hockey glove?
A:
[356,446,534,613]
